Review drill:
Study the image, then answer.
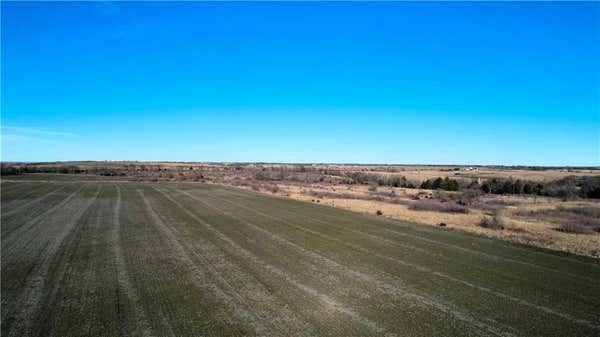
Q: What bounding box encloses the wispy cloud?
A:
[1,134,31,142]
[1,133,69,148]
[1,126,78,137]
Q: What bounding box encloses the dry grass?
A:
[514,206,600,235]
[349,166,600,182]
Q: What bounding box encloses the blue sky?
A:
[1,2,598,165]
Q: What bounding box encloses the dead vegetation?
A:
[514,206,600,234]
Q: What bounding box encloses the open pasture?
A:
[2,176,599,337]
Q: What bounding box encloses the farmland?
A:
[5,162,600,257]
[2,175,600,337]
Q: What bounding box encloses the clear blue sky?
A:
[2,2,598,165]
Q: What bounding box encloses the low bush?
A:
[559,206,600,218]
[307,189,407,205]
[478,210,505,230]
[514,206,600,234]
[455,189,482,206]
[408,200,469,213]
[433,190,453,202]
[310,191,326,199]
[556,222,596,234]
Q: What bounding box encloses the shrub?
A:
[408,200,469,213]
[253,171,270,181]
[579,176,600,198]
[514,206,600,234]
[433,190,451,202]
[442,203,470,213]
[310,191,326,199]
[558,206,600,218]
[478,210,505,230]
[455,189,482,206]
[557,222,596,234]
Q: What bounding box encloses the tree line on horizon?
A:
[2,163,599,199]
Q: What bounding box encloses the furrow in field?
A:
[1,186,63,221]
[153,186,394,337]
[0,183,49,210]
[6,185,101,337]
[1,184,68,218]
[149,187,319,337]
[112,185,153,337]
[167,186,514,337]
[137,189,273,337]
[216,186,600,302]
[207,189,600,332]
[220,191,599,321]
[304,214,600,330]
[381,227,597,281]
[1,184,89,294]
[0,181,22,193]
[119,188,177,337]
[29,185,112,336]
[0,182,42,204]
[319,214,598,311]
[220,187,600,274]
[2,184,86,248]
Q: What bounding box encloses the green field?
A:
[2,176,599,337]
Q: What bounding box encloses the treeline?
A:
[420,177,461,191]
[345,172,600,199]
[3,163,599,200]
[1,164,84,175]
[344,172,416,188]
[87,167,127,176]
[481,176,600,199]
